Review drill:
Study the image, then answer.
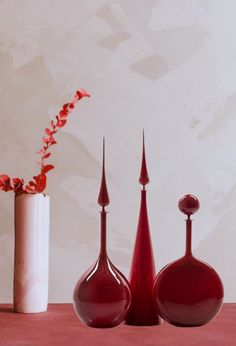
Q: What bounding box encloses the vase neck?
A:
[100,209,107,258]
[185,217,192,257]
[140,188,147,209]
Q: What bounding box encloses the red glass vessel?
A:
[153,194,224,327]
[73,139,131,328]
[125,132,161,326]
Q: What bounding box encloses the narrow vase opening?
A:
[100,208,107,258]
[185,216,192,257]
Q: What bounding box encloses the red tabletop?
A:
[0,304,235,346]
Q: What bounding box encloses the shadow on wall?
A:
[0,49,100,301]
[0,49,100,245]
[192,90,236,302]
[198,92,236,140]
[0,48,132,301]
[96,2,206,80]
[195,183,236,302]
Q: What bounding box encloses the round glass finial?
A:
[178,194,200,216]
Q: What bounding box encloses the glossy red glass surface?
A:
[125,132,161,326]
[154,194,224,327]
[73,139,131,328]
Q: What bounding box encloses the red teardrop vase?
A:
[125,132,161,325]
[73,139,131,328]
[153,194,224,327]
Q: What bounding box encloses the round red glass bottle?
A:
[73,139,131,328]
[153,194,224,327]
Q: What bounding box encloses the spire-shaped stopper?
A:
[139,130,149,187]
[98,138,110,208]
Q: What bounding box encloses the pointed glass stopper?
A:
[125,131,161,326]
[139,130,149,187]
[98,138,110,208]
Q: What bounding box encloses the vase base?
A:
[125,321,162,326]
[14,305,48,314]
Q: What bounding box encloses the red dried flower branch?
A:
[0,89,90,195]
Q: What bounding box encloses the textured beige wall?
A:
[0,0,235,302]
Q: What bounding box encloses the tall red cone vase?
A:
[125,131,161,326]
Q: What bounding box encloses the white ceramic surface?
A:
[14,193,50,313]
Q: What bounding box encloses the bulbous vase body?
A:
[154,255,224,327]
[73,255,131,328]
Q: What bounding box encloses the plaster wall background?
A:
[0,0,235,302]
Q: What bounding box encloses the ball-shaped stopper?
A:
[178,194,200,216]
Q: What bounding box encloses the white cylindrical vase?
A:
[14,193,50,313]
